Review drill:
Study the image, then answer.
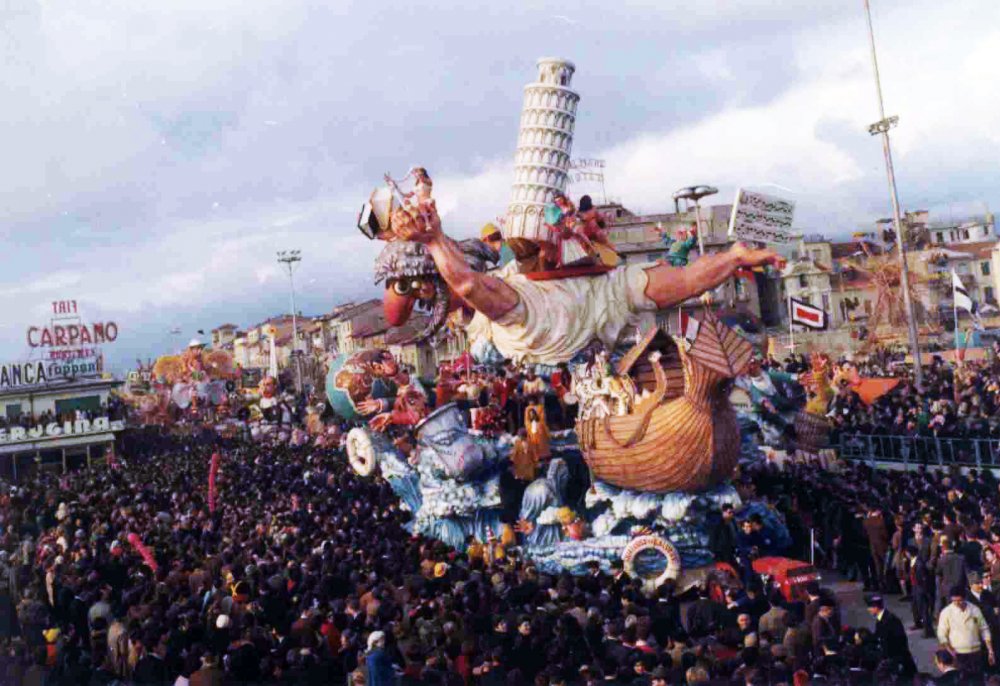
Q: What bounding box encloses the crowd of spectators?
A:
[0,421,988,685]
[761,347,1000,442]
[0,397,129,432]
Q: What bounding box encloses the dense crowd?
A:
[8,342,1000,684]
[764,348,1000,441]
[0,421,982,686]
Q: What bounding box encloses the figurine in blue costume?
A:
[656,224,698,267]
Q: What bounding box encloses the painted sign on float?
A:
[728,188,795,244]
[0,417,126,444]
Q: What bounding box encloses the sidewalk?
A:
[824,571,940,674]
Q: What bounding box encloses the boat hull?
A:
[578,393,740,493]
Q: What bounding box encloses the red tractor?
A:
[707,557,820,604]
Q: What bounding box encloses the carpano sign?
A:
[0,416,125,444]
[27,322,119,348]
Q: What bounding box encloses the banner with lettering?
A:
[728,188,795,244]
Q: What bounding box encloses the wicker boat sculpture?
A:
[577,308,753,493]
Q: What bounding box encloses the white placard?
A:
[728,188,794,244]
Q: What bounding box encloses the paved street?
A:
[826,572,939,674]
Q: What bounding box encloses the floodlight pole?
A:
[277,250,304,393]
[863,0,923,387]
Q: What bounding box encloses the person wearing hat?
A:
[938,584,995,677]
[865,594,915,678]
[969,570,999,630]
[480,222,514,267]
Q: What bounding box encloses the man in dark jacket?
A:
[133,641,169,684]
[686,586,724,640]
[709,504,739,566]
[936,539,969,614]
[866,595,916,678]
[911,525,936,638]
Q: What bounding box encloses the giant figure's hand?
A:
[391,199,442,244]
[728,242,787,271]
[643,241,786,309]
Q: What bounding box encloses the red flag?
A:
[126,533,158,574]
[679,311,701,344]
[790,298,827,330]
[208,452,220,514]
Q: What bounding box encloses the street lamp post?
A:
[862,0,924,388]
[277,250,304,393]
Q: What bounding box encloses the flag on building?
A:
[679,310,701,344]
[789,298,827,330]
[952,270,983,330]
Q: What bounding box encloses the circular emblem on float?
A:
[345,427,378,477]
[621,535,681,589]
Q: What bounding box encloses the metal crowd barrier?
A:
[837,432,1000,468]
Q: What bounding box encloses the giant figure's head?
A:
[414,403,485,481]
[374,240,497,344]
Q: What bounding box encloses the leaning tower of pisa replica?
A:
[504,58,579,246]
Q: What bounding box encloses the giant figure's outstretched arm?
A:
[642,244,785,308]
[392,199,783,318]
[391,201,520,321]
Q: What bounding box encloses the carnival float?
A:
[317,58,818,590]
[120,339,238,425]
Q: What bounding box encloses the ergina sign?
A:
[0,417,126,444]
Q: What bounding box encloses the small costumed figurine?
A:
[577,195,620,267]
[556,507,587,541]
[524,403,551,463]
[510,428,538,481]
[543,192,592,269]
[656,224,698,267]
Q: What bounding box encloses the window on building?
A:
[54,395,102,418]
[983,261,991,276]
[962,229,970,240]
[984,226,991,236]
[798,275,808,288]
[935,232,944,243]
[822,294,830,312]
[987,286,996,304]
[4,403,21,420]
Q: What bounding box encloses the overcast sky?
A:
[4,0,999,370]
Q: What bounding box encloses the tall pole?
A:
[787,294,796,353]
[862,0,924,387]
[277,250,304,393]
[692,201,707,257]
